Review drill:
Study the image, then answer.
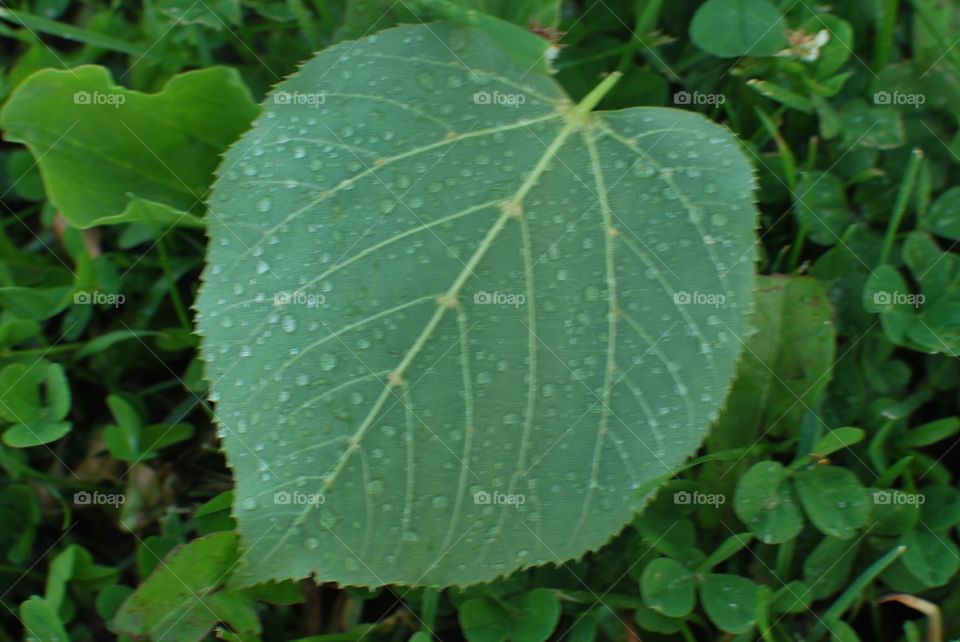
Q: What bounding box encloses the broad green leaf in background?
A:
[459,589,560,642]
[803,536,859,599]
[197,23,758,588]
[810,427,865,457]
[733,461,803,544]
[925,186,960,240]
[794,466,869,539]
[795,171,851,246]
[0,285,71,320]
[19,596,68,642]
[0,65,258,228]
[839,100,905,150]
[699,573,761,634]
[640,557,695,617]
[113,532,258,641]
[899,529,960,587]
[708,275,836,447]
[1,361,72,448]
[510,589,561,642]
[689,0,787,59]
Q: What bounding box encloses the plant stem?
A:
[873,0,899,72]
[154,230,192,333]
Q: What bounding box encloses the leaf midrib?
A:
[258,103,598,566]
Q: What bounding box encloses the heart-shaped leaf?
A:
[733,461,802,544]
[197,23,757,587]
[700,573,761,634]
[459,588,560,642]
[640,557,695,617]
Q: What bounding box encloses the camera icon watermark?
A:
[673,90,725,106]
[473,90,526,108]
[274,290,326,308]
[873,91,925,108]
[74,491,125,507]
[73,91,126,108]
[473,490,525,507]
[873,490,925,506]
[673,291,726,307]
[873,290,924,309]
[673,490,725,507]
[273,490,325,506]
[273,90,327,108]
[74,291,125,308]
[473,291,526,308]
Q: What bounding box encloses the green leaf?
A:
[195,490,236,535]
[921,485,960,530]
[140,423,194,453]
[811,427,865,457]
[862,265,918,345]
[0,484,41,564]
[96,584,133,623]
[746,79,813,113]
[136,535,181,578]
[700,574,760,634]
[512,589,561,642]
[902,232,956,304]
[733,461,803,544]
[114,532,258,641]
[897,417,960,447]
[794,466,870,539]
[839,100,905,150]
[459,589,559,642]
[0,318,40,347]
[830,620,861,642]
[803,536,859,599]
[925,186,960,240]
[710,276,835,446]
[696,532,754,572]
[769,580,811,614]
[795,171,851,245]
[45,544,95,610]
[241,579,305,605]
[19,596,69,642]
[103,394,142,460]
[0,285,71,320]
[640,557,695,617]
[803,536,860,599]
[2,420,71,447]
[2,361,74,435]
[633,605,680,633]
[197,23,758,587]
[900,529,960,587]
[459,598,510,642]
[155,0,240,29]
[689,0,787,58]
[0,362,43,423]
[0,65,257,228]
[6,148,45,200]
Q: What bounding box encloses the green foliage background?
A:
[0,0,959,640]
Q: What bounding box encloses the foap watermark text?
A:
[474,490,525,507]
